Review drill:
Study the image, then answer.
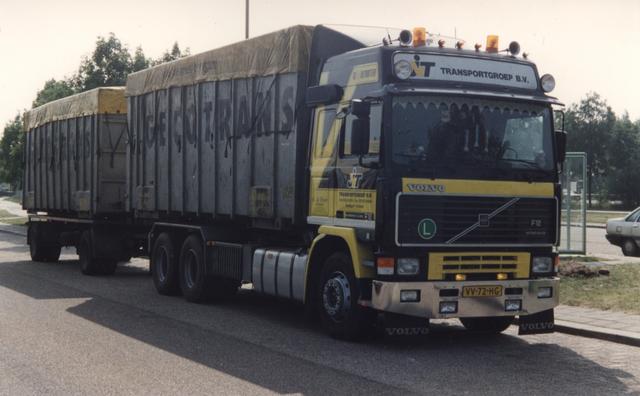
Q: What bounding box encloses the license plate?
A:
[462,285,503,297]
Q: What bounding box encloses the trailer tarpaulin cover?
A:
[125,25,313,97]
[24,87,126,131]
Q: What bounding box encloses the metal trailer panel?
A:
[127,71,307,229]
[23,114,128,217]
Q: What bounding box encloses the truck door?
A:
[334,103,382,227]
[308,106,341,220]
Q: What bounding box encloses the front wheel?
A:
[318,252,373,341]
[460,316,514,334]
[622,239,638,257]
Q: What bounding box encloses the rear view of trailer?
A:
[126,25,313,229]
[23,88,128,217]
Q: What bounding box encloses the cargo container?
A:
[25,25,566,340]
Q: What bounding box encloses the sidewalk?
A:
[555,305,640,347]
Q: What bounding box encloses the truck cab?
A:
[305,28,564,337]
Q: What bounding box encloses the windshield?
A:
[391,95,554,178]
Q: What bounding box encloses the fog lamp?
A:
[397,258,420,275]
[394,60,412,80]
[537,287,553,298]
[505,299,522,312]
[439,301,458,314]
[532,257,553,273]
[400,290,421,302]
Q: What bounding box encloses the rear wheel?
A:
[622,239,638,256]
[179,235,209,303]
[28,223,61,262]
[151,233,180,295]
[460,316,514,334]
[78,231,117,276]
[318,252,374,341]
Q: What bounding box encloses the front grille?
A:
[397,195,556,245]
[428,252,530,280]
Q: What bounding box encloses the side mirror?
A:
[306,84,343,106]
[555,129,567,164]
[350,118,370,156]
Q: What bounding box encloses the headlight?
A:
[532,256,553,273]
[540,74,555,93]
[397,258,420,275]
[394,60,412,80]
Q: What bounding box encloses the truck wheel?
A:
[99,259,118,276]
[151,233,180,295]
[79,231,101,275]
[460,316,514,334]
[179,235,210,303]
[622,239,638,256]
[318,252,373,340]
[28,223,61,262]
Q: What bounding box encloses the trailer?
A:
[25,25,565,340]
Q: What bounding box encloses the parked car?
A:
[606,208,640,256]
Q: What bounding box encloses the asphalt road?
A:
[0,230,639,395]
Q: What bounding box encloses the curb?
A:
[0,225,27,237]
[554,320,640,347]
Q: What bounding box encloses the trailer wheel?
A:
[318,252,373,340]
[28,223,61,262]
[151,233,180,295]
[622,239,638,256]
[179,235,210,303]
[460,316,514,334]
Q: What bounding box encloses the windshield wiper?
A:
[497,158,555,178]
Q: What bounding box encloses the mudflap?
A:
[518,309,555,335]
[383,312,430,337]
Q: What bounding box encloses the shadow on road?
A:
[0,256,637,394]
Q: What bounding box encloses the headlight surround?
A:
[397,258,420,275]
[394,60,412,80]
[532,256,553,273]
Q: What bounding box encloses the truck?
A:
[24,25,565,340]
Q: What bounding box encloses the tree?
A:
[0,115,24,189]
[564,92,616,207]
[32,79,75,108]
[132,46,150,72]
[73,33,134,91]
[607,114,640,208]
[153,42,190,65]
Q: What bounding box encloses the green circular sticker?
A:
[418,218,437,240]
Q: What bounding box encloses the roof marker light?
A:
[438,39,445,48]
[474,43,482,52]
[486,35,499,53]
[412,27,427,47]
[455,41,465,49]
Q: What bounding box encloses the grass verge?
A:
[561,263,640,315]
[0,209,27,226]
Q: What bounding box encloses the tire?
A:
[622,239,638,257]
[151,233,180,295]
[460,316,514,334]
[28,223,61,262]
[179,235,210,303]
[78,231,116,276]
[318,252,374,340]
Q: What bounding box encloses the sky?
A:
[0,0,639,130]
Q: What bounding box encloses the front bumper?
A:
[371,278,559,319]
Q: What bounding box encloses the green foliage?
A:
[152,42,190,65]
[564,92,617,207]
[606,114,640,207]
[32,79,75,108]
[0,115,24,188]
[132,46,150,72]
[73,33,134,91]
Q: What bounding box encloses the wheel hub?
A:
[322,272,351,320]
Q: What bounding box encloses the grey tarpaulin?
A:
[125,25,313,97]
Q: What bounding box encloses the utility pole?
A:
[245,0,249,39]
